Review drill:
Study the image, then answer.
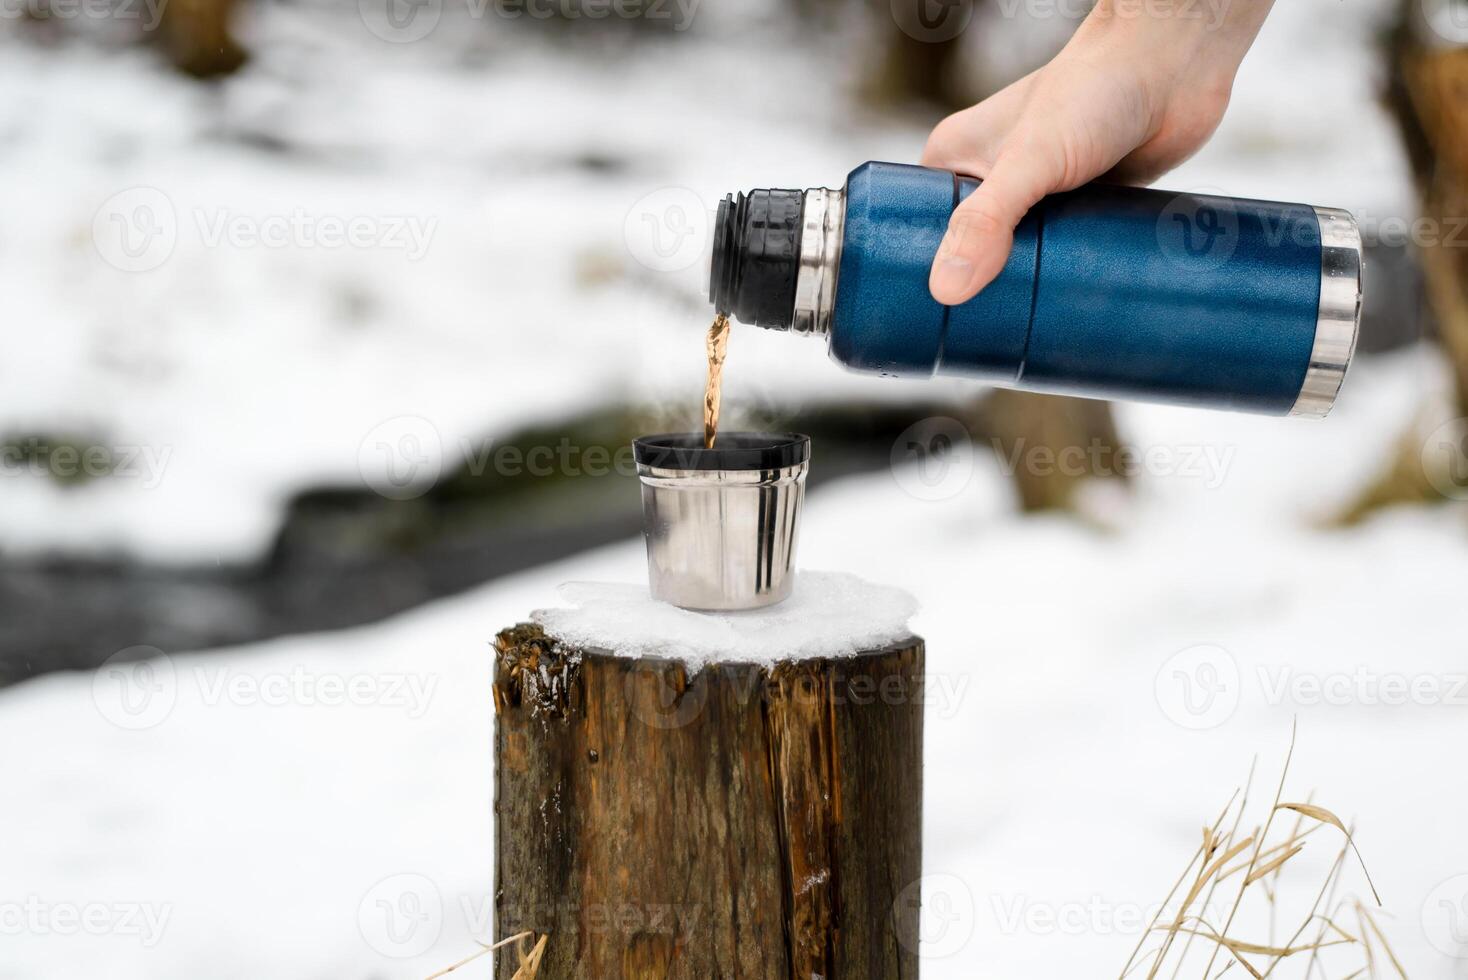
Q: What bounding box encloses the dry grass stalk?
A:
[512,934,549,979]
[1273,831,1351,980]
[424,930,547,980]
[1274,803,1380,906]
[1201,722,1301,979]
[1165,925,1352,958]
[1120,724,1397,979]
[1120,789,1242,978]
[1172,764,1258,978]
[1218,825,1324,886]
[1261,797,1313,949]
[1355,902,1407,978]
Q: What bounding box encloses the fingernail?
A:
[930,254,974,303]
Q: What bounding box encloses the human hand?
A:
[922,0,1276,305]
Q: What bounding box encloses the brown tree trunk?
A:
[1339,5,1468,519]
[984,388,1129,512]
[861,16,963,109]
[492,623,925,980]
[1405,68,1468,406]
[156,0,246,79]
[1388,6,1468,409]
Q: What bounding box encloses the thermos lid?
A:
[709,190,803,330]
[634,432,811,610]
[633,432,810,471]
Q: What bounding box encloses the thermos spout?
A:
[709,187,804,330]
[711,186,844,336]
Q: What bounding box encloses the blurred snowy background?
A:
[3,0,1468,975]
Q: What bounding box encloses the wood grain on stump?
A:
[492,623,925,979]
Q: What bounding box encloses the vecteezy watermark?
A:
[92,647,178,731]
[497,0,700,29]
[93,187,177,273]
[481,441,637,479]
[622,662,972,731]
[989,894,1228,937]
[997,0,1232,29]
[192,665,439,718]
[1156,188,1240,271]
[358,874,703,960]
[359,0,700,43]
[193,209,435,258]
[1423,873,1468,958]
[892,873,977,960]
[903,0,1232,39]
[92,652,440,730]
[890,0,974,42]
[994,437,1234,489]
[1348,207,1468,250]
[359,874,443,959]
[1156,645,1468,728]
[1154,644,1240,731]
[0,0,167,27]
[890,416,1235,502]
[1420,0,1468,44]
[624,187,711,274]
[92,187,437,273]
[0,898,172,947]
[0,437,172,489]
[625,663,711,731]
[785,668,971,721]
[358,0,442,42]
[357,415,641,501]
[1158,198,1468,258]
[1256,665,1468,708]
[487,899,702,938]
[358,416,446,501]
[1421,417,1468,501]
[891,417,977,502]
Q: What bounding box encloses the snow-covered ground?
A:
[3,347,1468,978]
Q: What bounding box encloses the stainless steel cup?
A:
[632,432,810,611]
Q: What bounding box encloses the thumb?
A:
[929,137,1063,306]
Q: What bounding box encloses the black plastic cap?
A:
[633,432,810,471]
[709,189,803,330]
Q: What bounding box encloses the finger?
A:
[929,132,1065,306]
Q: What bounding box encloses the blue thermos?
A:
[709,161,1361,417]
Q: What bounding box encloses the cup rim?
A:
[633,432,809,472]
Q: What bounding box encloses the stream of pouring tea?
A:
[703,313,730,449]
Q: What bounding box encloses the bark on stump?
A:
[492,623,925,979]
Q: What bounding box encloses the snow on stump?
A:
[492,572,924,979]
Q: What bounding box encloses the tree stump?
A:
[492,623,925,979]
